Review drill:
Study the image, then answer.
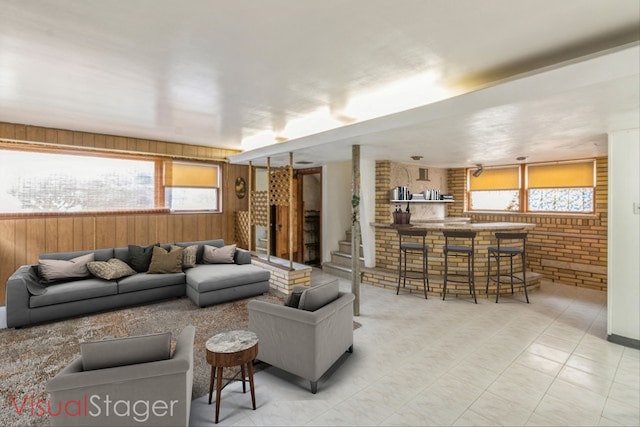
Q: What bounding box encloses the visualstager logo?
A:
[12,394,179,423]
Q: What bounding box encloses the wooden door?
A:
[273,177,299,260]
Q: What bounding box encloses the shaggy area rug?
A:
[0,292,284,427]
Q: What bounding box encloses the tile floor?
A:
[189,272,640,426]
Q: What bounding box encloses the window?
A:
[468,166,520,211]
[0,149,155,213]
[0,148,223,215]
[164,161,220,212]
[526,161,594,213]
[467,160,596,214]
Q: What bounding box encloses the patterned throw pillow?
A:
[39,253,95,283]
[147,246,183,274]
[171,244,197,268]
[87,258,137,280]
[203,244,237,264]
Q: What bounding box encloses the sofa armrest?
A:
[234,247,252,265]
[6,265,40,328]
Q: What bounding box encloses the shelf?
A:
[390,199,454,203]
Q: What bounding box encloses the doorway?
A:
[298,168,322,266]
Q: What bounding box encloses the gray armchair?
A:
[46,325,195,426]
[248,280,354,393]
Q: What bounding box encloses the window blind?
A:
[527,161,594,188]
[164,161,219,188]
[468,166,519,190]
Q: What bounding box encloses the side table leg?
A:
[208,365,215,404]
[247,361,256,410]
[241,364,247,393]
[215,366,224,423]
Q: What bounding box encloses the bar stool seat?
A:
[397,228,429,299]
[442,230,477,304]
[486,232,529,303]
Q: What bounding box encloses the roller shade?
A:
[527,161,594,188]
[164,161,219,188]
[469,167,519,190]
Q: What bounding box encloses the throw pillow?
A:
[171,244,197,269]
[128,243,159,273]
[148,246,183,274]
[203,244,237,264]
[80,332,171,371]
[285,285,307,308]
[38,253,95,283]
[87,258,137,280]
[298,279,340,311]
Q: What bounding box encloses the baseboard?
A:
[607,333,640,349]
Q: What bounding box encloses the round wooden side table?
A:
[205,330,258,424]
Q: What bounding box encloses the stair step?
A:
[322,263,353,280]
[338,240,364,256]
[330,251,365,268]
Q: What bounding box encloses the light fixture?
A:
[472,164,484,178]
[410,155,423,161]
[516,156,527,161]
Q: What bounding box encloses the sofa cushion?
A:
[80,332,171,371]
[29,278,117,308]
[172,244,198,269]
[128,244,159,273]
[285,285,307,308]
[87,258,137,280]
[148,246,183,274]
[39,253,95,284]
[175,239,224,264]
[203,244,236,264]
[298,279,340,311]
[185,264,270,292]
[117,272,186,294]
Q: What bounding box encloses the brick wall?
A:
[446,157,608,290]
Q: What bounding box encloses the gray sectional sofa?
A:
[6,239,270,328]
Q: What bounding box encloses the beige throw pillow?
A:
[147,246,183,274]
[39,253,95,283]
[87,258,137,280]
[203,244,237,264]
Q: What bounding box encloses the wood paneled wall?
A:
[0,122,249,304]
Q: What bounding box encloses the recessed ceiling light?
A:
[410,155,423,161]
[516,156,527,161]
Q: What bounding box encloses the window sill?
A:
[0,208,173,219]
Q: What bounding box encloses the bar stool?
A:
[486,232,529,303]
[442,231,477,304]
[397,228,429,299]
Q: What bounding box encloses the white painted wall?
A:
[322,161,352,263]
[608,128,640,343]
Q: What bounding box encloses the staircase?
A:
[322,230,364,279]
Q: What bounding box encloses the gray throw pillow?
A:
[203,244,237,264]
[285,285,307,308]
[87,258,137,280]
[38,253,95,283]
[80,332,171,371]
[147,246,183,274]
[298,280,340,311]
[128,243,159,273]
[171,244,197,268]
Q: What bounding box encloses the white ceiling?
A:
[1,0,638,168]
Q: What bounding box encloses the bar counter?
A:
[364,221,539,298]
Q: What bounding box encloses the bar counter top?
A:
[372,221,535,231]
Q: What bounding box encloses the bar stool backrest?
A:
[397,228,427,237]
[443,230,477,239]
[495,232,527,251]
